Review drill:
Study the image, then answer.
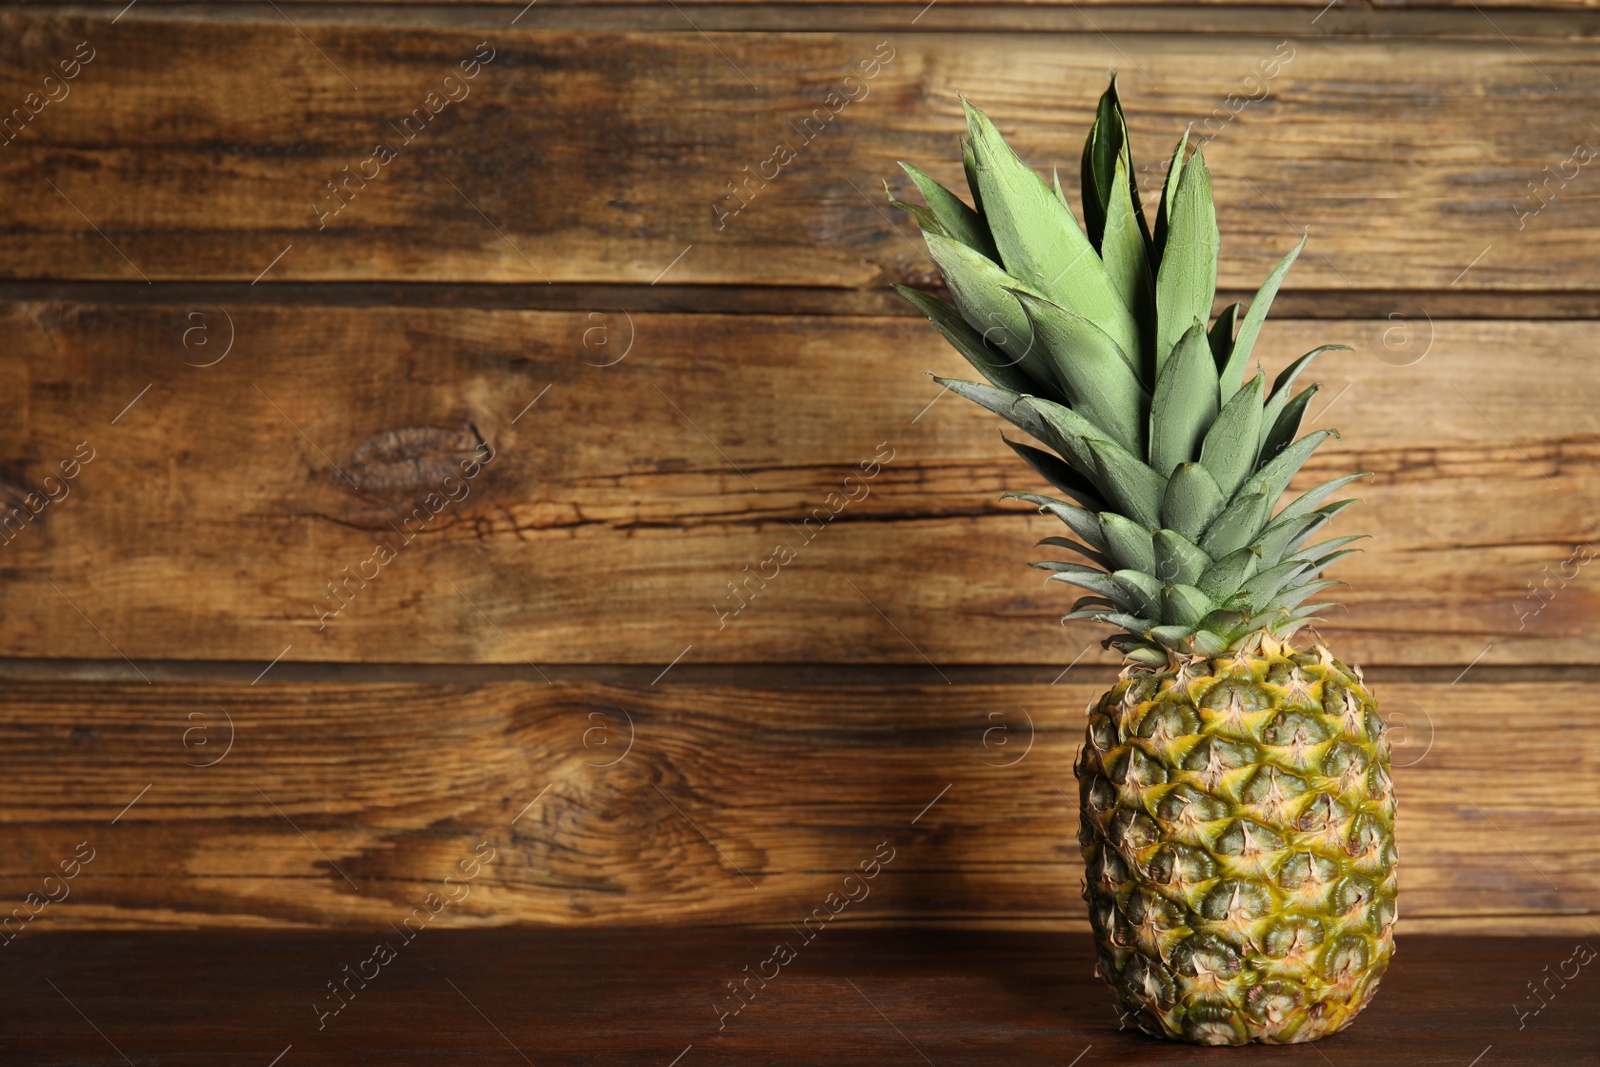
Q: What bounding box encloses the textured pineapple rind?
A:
[1075,636,1397,1046]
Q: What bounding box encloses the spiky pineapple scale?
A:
[1077,634,1396,1044]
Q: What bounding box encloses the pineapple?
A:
[890,77,1396,1045]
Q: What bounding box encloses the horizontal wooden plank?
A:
[37,5,1600,45]
[0,305,1595,666]
[4,21,1600,290]
[2,930,1594,1065]
[0,680,1593,933]
[48,0,1600,13]
[50,0,1597,7]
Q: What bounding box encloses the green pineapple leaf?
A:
[1013,290,1148,453]
[897,162,997,260]
[1219,233,1307,399]
[1198,545,1260,600]
[922,232,1055,390]
[1300,547,1363,579]
[1200,489,1271,557]
[1275,472,1369,524]
[1148,322,1220,476]
[1022,396,1113,473]
[1004,436,1106,510]
[1152,127,1189,265]
[1252,501,1353,567]
[932,376,1038,432]
[1229,558,1311,610]
[1081,74,1150,255]
[885,189,946,238]
[1160,461,1226,541]
[897,288,1037,394]
[1284,549,1364,594]
[1118,643,1170,666]
[1100,512,1159,573]
[1199,370,1266,497]
[1189,617,1240,655]
[1003,492,1108,551]
[963,99,1141,361]
[1080,81,1121,249]
[1154,145,1218,373]
[1237,428,1339,510]
[1260,383,1321,463]
[1082,612,1160,636]
[1208,302,1241,372]
[1263,343,1345,414]
[1298,534,1367,563]
[1162,583,1215,628]
[1112,569,1163,618]
[1041,563,1127,603]
[1084,437,1166,528]
[1259,343,1349,451]
[960,137,985,217]
[1101,155,1156,384]
[1263,578,1341,613]
[1281,501,1357,556]
[1153,528,1212,585]
[1037,535,1116,571]
[1147,624,1199,650]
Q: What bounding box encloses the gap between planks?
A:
[5,283,1600,320]
[0,658,1593,686]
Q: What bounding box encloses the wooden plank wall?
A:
[0,3,1596,936]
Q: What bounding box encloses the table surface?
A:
[2,928,1594,1066]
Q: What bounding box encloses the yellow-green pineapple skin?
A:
[1076,633,1397,1045]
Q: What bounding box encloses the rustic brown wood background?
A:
[0,1,1596,938]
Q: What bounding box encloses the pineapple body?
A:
[891,76,1399,1042]
[1077,633,1396,1044]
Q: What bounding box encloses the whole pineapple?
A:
[891,77,1396,1045]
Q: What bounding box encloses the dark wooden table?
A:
[1,929,1591,1065]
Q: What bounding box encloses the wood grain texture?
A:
[0,679,1593,932]
[3,930,1595,1065]
[0,304,1594,667]
[4,19,1600,290]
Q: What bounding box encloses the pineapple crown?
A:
[891,75,1369,666]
